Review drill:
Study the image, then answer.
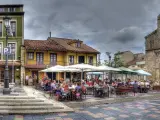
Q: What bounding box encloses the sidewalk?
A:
[31,86,160,109]
[64,91,160,108]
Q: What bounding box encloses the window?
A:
[36,53,43,65]
[50,53,57,65]
[11,21,16,37]
[0,22,2,37]
[8,43,16,60]
[88,56,93,65]
[76,42,81,47]
[8,7,16,12]
[69,55,74,65]
[28,52,34,60]
[0,43,2,60]
[0,8,4,12]
[78,56,85,64]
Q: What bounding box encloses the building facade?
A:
[0,4,24,84]
[116,51,145,68]
[24,37,99,83]
[145,15,160,85]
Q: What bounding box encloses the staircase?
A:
[0,86,74,114]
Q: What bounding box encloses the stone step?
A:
[0,108,74,114]
[0,96,35,99]
[0,99,44,102]
[0,102,53,106]
[0,106,64,110]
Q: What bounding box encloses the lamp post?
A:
[106,52,112,79]
[3,16,12,94]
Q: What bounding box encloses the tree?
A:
[113,51,125,68]
[103,60,110,66]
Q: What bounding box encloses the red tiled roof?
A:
[25,64,46,69]
[24,40,66,51]
[24,37,100,54]
[48,37,100,53]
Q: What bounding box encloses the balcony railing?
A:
[50,62,57,66]
[36,61,44,65]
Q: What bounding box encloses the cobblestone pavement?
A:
[1,98,160,120]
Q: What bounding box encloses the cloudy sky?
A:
[0,0,160,60]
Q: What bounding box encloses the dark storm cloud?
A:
[0,0,160,60]
[112,27,139,43]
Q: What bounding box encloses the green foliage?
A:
[102,51,125,67]
[103,60,109,66]
[113,51,125,67]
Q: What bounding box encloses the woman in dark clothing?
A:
[133,81,138,96]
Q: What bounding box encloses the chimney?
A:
[49,32,51,38]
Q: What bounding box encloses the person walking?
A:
[133,81,138,96]
[33,74,38,86]
[25,75,29,85]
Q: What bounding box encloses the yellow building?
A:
[24,37,100,84]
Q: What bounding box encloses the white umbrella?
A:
[96,65,121,71]
[40,65,81,82]
[66,63,98,81]
[135,70,151,76]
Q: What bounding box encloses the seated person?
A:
[55,84,62,101]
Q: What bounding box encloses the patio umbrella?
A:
[135,70,151,76]
[118,67,136,81]
[66,63,98,81]
[88,65,121,81]
[40,65,81,82]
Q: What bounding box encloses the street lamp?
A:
[3,16,12,94]
[106,52,113,82]
[106,52,111,66]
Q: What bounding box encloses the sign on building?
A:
[4,47,11,55]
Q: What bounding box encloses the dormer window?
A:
[8,7,16,12]
[0,8,4,12]
[76,42,81,47]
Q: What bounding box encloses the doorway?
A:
[32,71,38,84]
[78,56,85,64]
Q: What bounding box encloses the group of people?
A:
[40,75,87,101]
[25,74,38,86]
[30,74,151,100]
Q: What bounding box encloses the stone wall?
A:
[145,50,160,85]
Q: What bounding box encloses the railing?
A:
[36,62,44,65]
[50,62,57,66]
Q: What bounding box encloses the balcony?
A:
[50,61,57,66]
[36,61,44,65]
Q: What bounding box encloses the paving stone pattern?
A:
[1,99,160,120]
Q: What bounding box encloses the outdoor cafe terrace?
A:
[28,64,152,102]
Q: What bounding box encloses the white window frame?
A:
[0,20,3,37]
[10,20,17,37]
[76,42,81,47]
[0,42,3,60]
[27,52,34,60]
[69,55,74,65]
[8,42,17,61]
[88,56,93,65]
[50,53,57,65]
[0,8,4,12]
[8,7,16,12]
